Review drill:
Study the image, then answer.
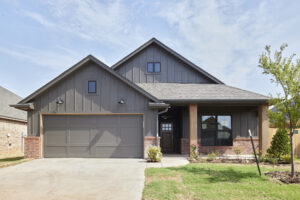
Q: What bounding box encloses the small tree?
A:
[267,129,290,159]
[259,44,300,177]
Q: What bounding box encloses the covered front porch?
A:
[158,103,269,156]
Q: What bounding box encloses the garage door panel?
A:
[69,128,90,144]
[44,146,67,158]
[68,146,90,156]
[119,127,142,146]
[43,115,143,158]
[44,129,68,146]
[92,128,120,146]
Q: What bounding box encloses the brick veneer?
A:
[180,137,259,155]
[180,138,190,154]
[144,136,158,158]
[24,137,40,159]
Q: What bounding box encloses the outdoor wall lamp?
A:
[56,98,64,104]
[118,99,125,104]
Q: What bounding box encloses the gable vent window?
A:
[147,62,161,73]
[88,81,97,93]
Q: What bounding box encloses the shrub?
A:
[147,146,162,162]
[190,144,199,160]
[207,153,216,161]
[234,147,242,156]
[281,154,292,164]
[267,129,290,159]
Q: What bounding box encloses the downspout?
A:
[156,107,170,146]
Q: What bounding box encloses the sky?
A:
[0,0,299,98]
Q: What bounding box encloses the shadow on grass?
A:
[0,156,24,162]
[168,165,265,183]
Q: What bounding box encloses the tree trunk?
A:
[290,127,295,178]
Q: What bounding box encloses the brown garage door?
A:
[43,115,143,158]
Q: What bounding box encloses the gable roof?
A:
[18,55,160,104]
[0,86,27,121]
[111,38,223,84]
[137,83,270,103]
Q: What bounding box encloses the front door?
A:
[160,122,173,153]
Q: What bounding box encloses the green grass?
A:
[0,156,29,168]
[143,163,300,200]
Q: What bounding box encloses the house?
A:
[11,38,269,158]
[0,86,27,157]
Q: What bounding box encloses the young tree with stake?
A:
[259,44,300,177]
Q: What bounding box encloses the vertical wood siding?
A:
[27,62,157,137]
[115,44,214,83]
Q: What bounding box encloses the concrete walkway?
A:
[0,158,146,200]
[146,155,189,168]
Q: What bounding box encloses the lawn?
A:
[143,163,300,200]
[0,156,29,168]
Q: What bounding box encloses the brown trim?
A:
[39,112,145,158]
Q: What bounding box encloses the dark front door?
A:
[160,122,173,153]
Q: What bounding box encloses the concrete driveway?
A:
[0,158,146,200]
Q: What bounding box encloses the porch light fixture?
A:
[56,98,64,105]
[118,99,125,104]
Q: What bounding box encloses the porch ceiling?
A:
[137,83,270,103]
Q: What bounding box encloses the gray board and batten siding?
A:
[27,61,157,138]
[115,43,216,84]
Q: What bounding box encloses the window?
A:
[201,115,232,146]
[147,62,161,73]
[161,123,172,131]
[88,81,97,93]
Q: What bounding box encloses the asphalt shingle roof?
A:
[0,86,27,121]
[136,83,269,102]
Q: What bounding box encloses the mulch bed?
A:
[189,158,255,164]
[265,171,300,184]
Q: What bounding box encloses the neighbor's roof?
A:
[0,86,27,121]
[18,55,160,104]
[112,38,223,84]
[136,83,270,103]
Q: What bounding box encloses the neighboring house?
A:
[0,86,27,157]
[12,38,269,159]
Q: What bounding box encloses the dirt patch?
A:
[146,174,182,184]
[265,171,300,184]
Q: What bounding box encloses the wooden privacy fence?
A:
[269,128,300,158]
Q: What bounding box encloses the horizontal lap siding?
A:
[115,44,214,83]
[28,62,157,137]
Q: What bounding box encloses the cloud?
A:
[23,0,145,48]
[23,10,55,28]
[157,0,298,93]
[0,44,82,69]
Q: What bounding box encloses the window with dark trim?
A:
[147,62,161,73]
[88,81,97,93]
[200,115,232,146]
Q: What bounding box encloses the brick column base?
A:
[144,136,158,158]
[180,138,190,154]
[24,137,40,159]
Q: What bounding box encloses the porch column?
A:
[258,104,269,155]
[189,103,198,154]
